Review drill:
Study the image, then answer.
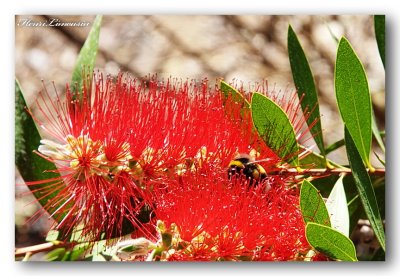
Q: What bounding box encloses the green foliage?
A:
[335,37,372,168]
[220,81,250,109]
[220,81,251,120]
[301,180,358,261]
[251,92,299,165]
[372,15,386,153]
[374,15,385,68]
[46,248,67,261]
[372,111,386,153]
[306,222,357,261]
[300,180,331,227]
[345,127,386,251]
[324,139,345,155]
[71,15,102,92]
[288,25,325,157]
[68,243,92,261]
[15,79,65,222]
[298,147,327,168]
[325,131,385,155]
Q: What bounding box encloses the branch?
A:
[15,241,68,258]
[274,167,385,177]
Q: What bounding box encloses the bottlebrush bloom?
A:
[147,169,311,261]
[25,72,286,243]
[24,70,318,261]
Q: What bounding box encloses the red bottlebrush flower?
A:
[149,169,310,261]
[25,72,283,243]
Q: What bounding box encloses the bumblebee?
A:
[228,153,268,185]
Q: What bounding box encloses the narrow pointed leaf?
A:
[299,146,341,168]
[326,130,385,155]
[325,139,345,155]
[15,79,65,222]
[374,15,385,68]
[71,15,102,90]
[251,93,299,165]
[288,25,325,157]
[345,127,385,251]
[372,111,385,152]
[300,180,331,227]
[306,222,357,261]
[374,151,385,166]
[326,175,349,237]
[335,37,372,168]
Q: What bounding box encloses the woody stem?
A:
[274,167,385,177]
[15,241,68,258]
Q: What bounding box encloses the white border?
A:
[2,1,398,275]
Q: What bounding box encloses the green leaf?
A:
[335,37,372,168]
[372,111,385,153]
[84,240,109,261]
[67,243,91,261]
[45,248,66,261]
[325,130,385,155]
[311,175,338,198]
[299,146,341,168]
[345,127,385,251]
[300,180,331,227]
[299,148,326,168]
[71,15,102,91]
[15,79,65,222]
[220,81,250,109]
[326,175,349,237]
[220,81,251,123]
[251,93,299,165]
[374,151,386,167]
[306,222,357,261]
[325,139,345,155]
[288,25,325,157]
[374,15,385,68]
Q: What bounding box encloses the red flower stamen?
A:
[24,71,315,256]
[150,169,310,261]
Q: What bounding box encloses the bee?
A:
[228,153,269,186]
